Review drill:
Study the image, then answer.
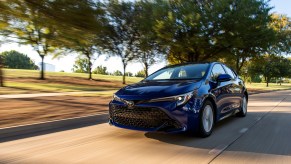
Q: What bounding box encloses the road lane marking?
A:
[239,128,248,133]
[256,117,262,121]
[209,145,228,155]
[209,94,289,163]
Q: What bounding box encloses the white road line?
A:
[256,117,262,121]
[209,144,228,155]
[239,128,248,133]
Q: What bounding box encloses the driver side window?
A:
[211,64,226,81]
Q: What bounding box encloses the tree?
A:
[48,0,109,80]
[1,0,59,80]
[154,0,274,74]
[225,14,291,74]
[273,57,291,85]
[248,55,291,87]
[72,57,89,73]
[133,0,165,77]
[93,65,108,75]
[68,42,100,80]
[219,0,274,73]
[113,70,123,76]
[0,2,11,87]
[135,70,146,78]
[155,0,229,63]
[104,1,138,84]
[269,14,291,55]
[1,50,38,69]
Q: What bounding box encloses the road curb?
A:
[0,114,108,141]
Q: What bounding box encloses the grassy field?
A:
[246,82,291,93]
[3,69,142,83]
[1,69,290,95]
[1,69,142,95]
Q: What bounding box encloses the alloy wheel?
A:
[202,105,214,133]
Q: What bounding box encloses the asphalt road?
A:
[1,90,291,164]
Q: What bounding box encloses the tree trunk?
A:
[0,55,4,87]
[187,52,196,62]
[122,63,126,84]
[236,57,240,74]
[235,57,246,75]
[144,62,149,78]
[266,77,269,87]
[40,55,45,80]
[87,55,92,80]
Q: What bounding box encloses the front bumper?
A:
[109,103,185,132]
[108,99,200,133]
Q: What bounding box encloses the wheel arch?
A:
[202,95,218,123]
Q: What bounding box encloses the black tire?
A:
[197,100,215,138]
[237,94,247,117]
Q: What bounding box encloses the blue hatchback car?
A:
[109,62,248,137]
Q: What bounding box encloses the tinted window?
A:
[151,69,173,80]
[146,64,209,80]
[223,65,235,79]
[211,64,226,81]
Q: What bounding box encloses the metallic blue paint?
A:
[109,62,248,134]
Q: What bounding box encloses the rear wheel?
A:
[198,100,214,138]
[237,95,247,117]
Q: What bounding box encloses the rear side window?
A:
[223,65,236,79]
[211,64,226,81]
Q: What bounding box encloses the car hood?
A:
[115,80,202,100]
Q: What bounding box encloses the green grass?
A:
[5,81,116,92]
[4,69,142,84]
[1,69,142,95]
[246,83,291,91]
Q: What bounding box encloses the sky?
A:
[0,0,290,74]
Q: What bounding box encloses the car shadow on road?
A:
[145,115,239,147]
[145,111,291,157]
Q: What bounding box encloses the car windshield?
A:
[145,63,209,81]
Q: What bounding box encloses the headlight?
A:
[148,91,194,106]
[113,94,122,102]
[175,92,194,106]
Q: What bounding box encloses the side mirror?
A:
[217,74,232,82]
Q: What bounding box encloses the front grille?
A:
[109,105,181,130]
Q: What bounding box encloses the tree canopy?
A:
[0,0,60,79]
[72,57,90,73]
[1,50,38,69]
[248,55,291,87]
[154,0,275,73]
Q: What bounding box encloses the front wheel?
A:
[237,95,247,117]
[198,100,214,138]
